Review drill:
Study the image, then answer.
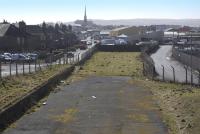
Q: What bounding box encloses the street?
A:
[151,45,199,84]
[3,76,167,134]
[0,44,96,78]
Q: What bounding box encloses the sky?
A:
[0,0,200,24]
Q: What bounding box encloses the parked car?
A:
[0,54,12,62]
[4,53,12,58]
[11,54,30,61]
[26,53,38,61]
[77,45,87,50]
[67,52,74,58]
[0,54,4,61]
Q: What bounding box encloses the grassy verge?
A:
[68,52,200,134]
[0,64,70,110]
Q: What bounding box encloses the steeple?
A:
[84,5,87,23]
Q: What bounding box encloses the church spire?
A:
[84,5,87,23]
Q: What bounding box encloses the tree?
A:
[55,23,60,31]
[61,24,68,32]
[42,21,47,32]
[68,25,72,32]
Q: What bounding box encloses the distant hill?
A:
[88,19,200,27]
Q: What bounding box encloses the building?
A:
[110,26,146,37]
[0,22,27,52]
[110,26,147,44]
[26,25,47,50]
[100,30,110,39]
[142,31,164,42]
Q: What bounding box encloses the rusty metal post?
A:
[59,57,61,65]
[39,61,41,71]
[0,61,2,79]
[161,65,165,81]
[191,68,193,85]
[184,66,188,84]
[152,66,156,80]
[16,61,18,76]
[78,53,80,62]
[29,61,31,73]
[22,61,25,75]
[143,62,145,75]
[35,60,37,72]
[198,70,200,86]
[9,62,12,77]
[171,66,175,83]
[63,56,65,64]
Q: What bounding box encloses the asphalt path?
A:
[3,76,167,134]
[151,45,198,84]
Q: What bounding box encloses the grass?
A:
[0,64,70,109]
[51,108,78,124]
[71,51,200,134]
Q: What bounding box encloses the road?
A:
[3,76,167,134]
[0,44,96,77]
[151,45,198,84]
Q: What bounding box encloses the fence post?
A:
[198,70,200,86]
[161,65,165,81]
[66,54,68,64]
[16,61,18,76]
[35,60,37,72]
[59,57,61,65]
[39,60,41,71]
[78,53,80,62]
[23,61,25,75]
[171,66,175,83]
[143,63,145,75]
[29,61,31,74]
[9,62,12,77]
[152,66,156,80]
[0,61,2,79]
[191,68,193,85]
[184,66,188,84]
[63,56,65,64]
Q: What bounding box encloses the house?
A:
[110,26,147,44]
[0,22,26,52]
[100,30,110,39]
[25,25,47,50]
[117,34,129,41]
[142,31,164,42]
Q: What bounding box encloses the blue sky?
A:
[0,0,200,24]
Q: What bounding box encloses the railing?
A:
[142,45,200,86]
[0,44,97,79]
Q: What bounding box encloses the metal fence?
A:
[141,44,200,86]
[0,44,97,79]
[143,56,200,86]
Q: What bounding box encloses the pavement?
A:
[3,76,168,134]
[151,45,199,84]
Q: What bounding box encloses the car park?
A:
[0,54,12,62]
[67,52,74,58]
[11,54,30,62]
[26,53,38,61]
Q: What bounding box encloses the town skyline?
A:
[0,0,200,24]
